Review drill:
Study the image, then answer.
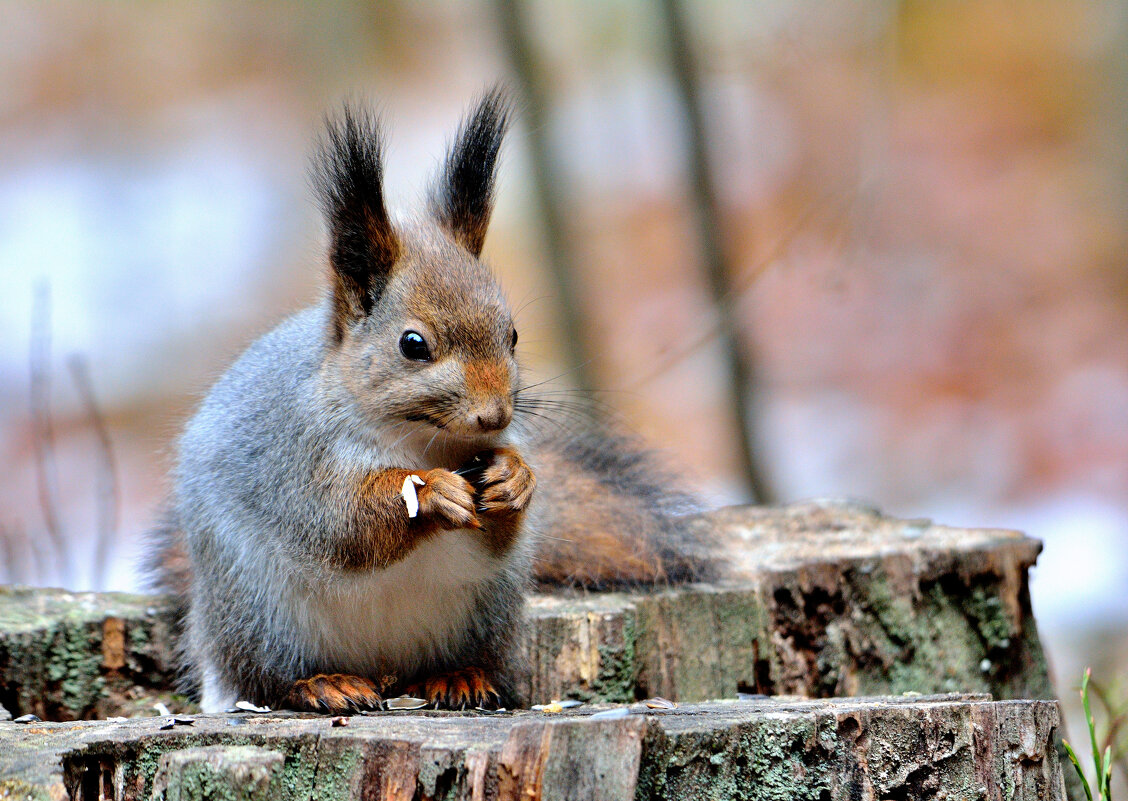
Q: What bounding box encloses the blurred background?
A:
[0,0,1125,764]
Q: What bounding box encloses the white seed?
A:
[402,475,425,518]
[386,695,428,710]
[589,707,631,720]
[235,700,271,713]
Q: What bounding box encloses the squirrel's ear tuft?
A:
[314,106,401,341]
[430,87,512,258]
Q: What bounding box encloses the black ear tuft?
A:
[430,86,513,258]
[313,105,400,341]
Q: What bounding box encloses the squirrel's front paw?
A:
[476,447,536,516]
[415,469,480,531]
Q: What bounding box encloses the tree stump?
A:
[0,502,1054,722]
[0,695,1064,800]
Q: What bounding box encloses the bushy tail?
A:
[140,508,192,604]
[528,429,721,589]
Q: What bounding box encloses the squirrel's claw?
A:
[477,449,536,515]
[404,667,501,711]
[287,673,383,713]
[416,470,481,530]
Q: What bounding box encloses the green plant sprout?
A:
[1064,668,1115,801]
[1090,676,1128,787]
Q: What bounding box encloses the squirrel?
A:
[145,88,718,714]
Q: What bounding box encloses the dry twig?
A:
[68,354,120,589]
[29,282,69,582]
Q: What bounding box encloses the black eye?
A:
[399,330,432,362]
[510,328,518,351]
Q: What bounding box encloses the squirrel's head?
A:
[314,90,520,447]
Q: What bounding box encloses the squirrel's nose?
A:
[475,403,512,432]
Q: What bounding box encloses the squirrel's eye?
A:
[510,328,518,351]
[399,330,432,362]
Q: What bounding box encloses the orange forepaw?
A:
[404,667,501,710]
[477,448,536,515]
[287,673,382,713]
[416,469,481,530]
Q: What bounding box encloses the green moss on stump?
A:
[592,615,637,703]
[0,587,180,721]
[151,745,284,801]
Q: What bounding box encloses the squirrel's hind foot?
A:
[405,667,501,710]
[287,673,383,713]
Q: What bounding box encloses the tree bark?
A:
[0,695,1064,801]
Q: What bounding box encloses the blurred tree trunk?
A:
[1105,1,1128,271]
[493,0,597,399]
[655,0,775,504]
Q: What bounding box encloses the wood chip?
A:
[330,716,349,727]
[532,699,580,711]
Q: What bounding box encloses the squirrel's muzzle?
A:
[474,400,512,432]
[463,361,513,433]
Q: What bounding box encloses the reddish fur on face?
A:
[464,360,508,397]
[287,673,383,712]
[404,666,500,710]
[464,360,513,430]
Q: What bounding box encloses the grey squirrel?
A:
[146,88,717,713]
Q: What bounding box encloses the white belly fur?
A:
[198,530,500,713]
[289,528,502,678]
